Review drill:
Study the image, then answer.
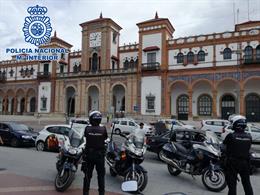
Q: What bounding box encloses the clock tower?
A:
[80,14,122,71]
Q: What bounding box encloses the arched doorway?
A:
[245,93,260,122]
[170,81,189,118]
[27,89,37,114]
[91,53,98,72]
[221,94,235,120]
[177,95,189,120]
[30,97,36,112]
[198,94,212,116]
[88,86,99,112]
[66,87,76,117]
[112,84,125,113]
[20,98,25,114]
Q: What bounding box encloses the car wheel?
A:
[36,141,45,151]
[10,138,19,147]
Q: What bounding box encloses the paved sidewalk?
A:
[0,171,122,195]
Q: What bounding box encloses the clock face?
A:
[89,32,101,47]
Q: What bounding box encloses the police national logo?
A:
[23,5,52,46]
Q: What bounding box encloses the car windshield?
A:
[9,123,30,131]
[176,120,185,126]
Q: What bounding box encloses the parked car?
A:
[146,128,206,160]
[0,122,38,147]
[222,124,260,143]
[112,118,153,135]
[158,119,196,130]
[200,119,230,135]
[35,124,74,151]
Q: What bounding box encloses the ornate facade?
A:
[0,13,260,122]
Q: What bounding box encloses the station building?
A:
[0,13,260,122]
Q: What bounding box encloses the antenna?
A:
[237,8,239,24]
[247,0,250,20]
[233,2,236,25]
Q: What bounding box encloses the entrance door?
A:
[177,95,189,120]
[221,95,235,120]
[246,94,260,122]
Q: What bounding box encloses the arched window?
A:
[223,48,232,60]
[187,52,194,64]
[244,46,253,61]
[130,59,135,69]
[177,53,184,63]
[197,50,205,62]
[91,53,98,72]
[134,58,138,68]
[123,59,129,69]
[256,45,260,60]
[198,94,212,116]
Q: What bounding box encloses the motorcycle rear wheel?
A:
[55,170,75,192]
[167,164,182,176]
[124,169,148,192]
[202,168,226,192]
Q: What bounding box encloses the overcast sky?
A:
[0,0,260,60]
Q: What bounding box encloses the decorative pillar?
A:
[3,97,7,113]
[188,90,193,118]
[240,89,245,116]
[13,96,17,115]
[212,90,217,118]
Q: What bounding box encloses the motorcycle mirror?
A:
[115,129,122,135]
[121,180,138,192]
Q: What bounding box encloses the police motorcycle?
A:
[54,128,85,192]
[161,130,226,192]
[105,126,148,192]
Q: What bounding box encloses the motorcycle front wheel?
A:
[54,169,75,192]
[124,169,148,192]
[202,168,226,192]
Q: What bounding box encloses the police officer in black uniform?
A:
[223,115,254,195]
[82,111,108,195]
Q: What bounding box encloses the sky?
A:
[0,0,260,60]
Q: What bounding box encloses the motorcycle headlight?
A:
[135,148,143,156]
[68,148,77,155]
[22,135,32,139]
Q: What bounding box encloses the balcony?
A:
[0,75,6,83]
[141,62,160,71]
[56,68,137,78]
[37,72,51,81]
[243,55,260,65]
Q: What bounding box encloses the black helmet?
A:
[89,111,102,126]
[231,115,247,132]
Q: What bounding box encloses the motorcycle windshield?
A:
[206,131,220,149]
[133,136,144,149]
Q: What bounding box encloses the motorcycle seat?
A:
[174,143,189,155]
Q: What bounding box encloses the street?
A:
[1,145,260,195]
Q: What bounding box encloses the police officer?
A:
[82,111,108,195]
[223,115,254,195]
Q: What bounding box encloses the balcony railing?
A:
[56,68,137,78]
[37,72,51,81]
[243,55,260,65]
[0,75,6,83]
[141,62,160,71]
